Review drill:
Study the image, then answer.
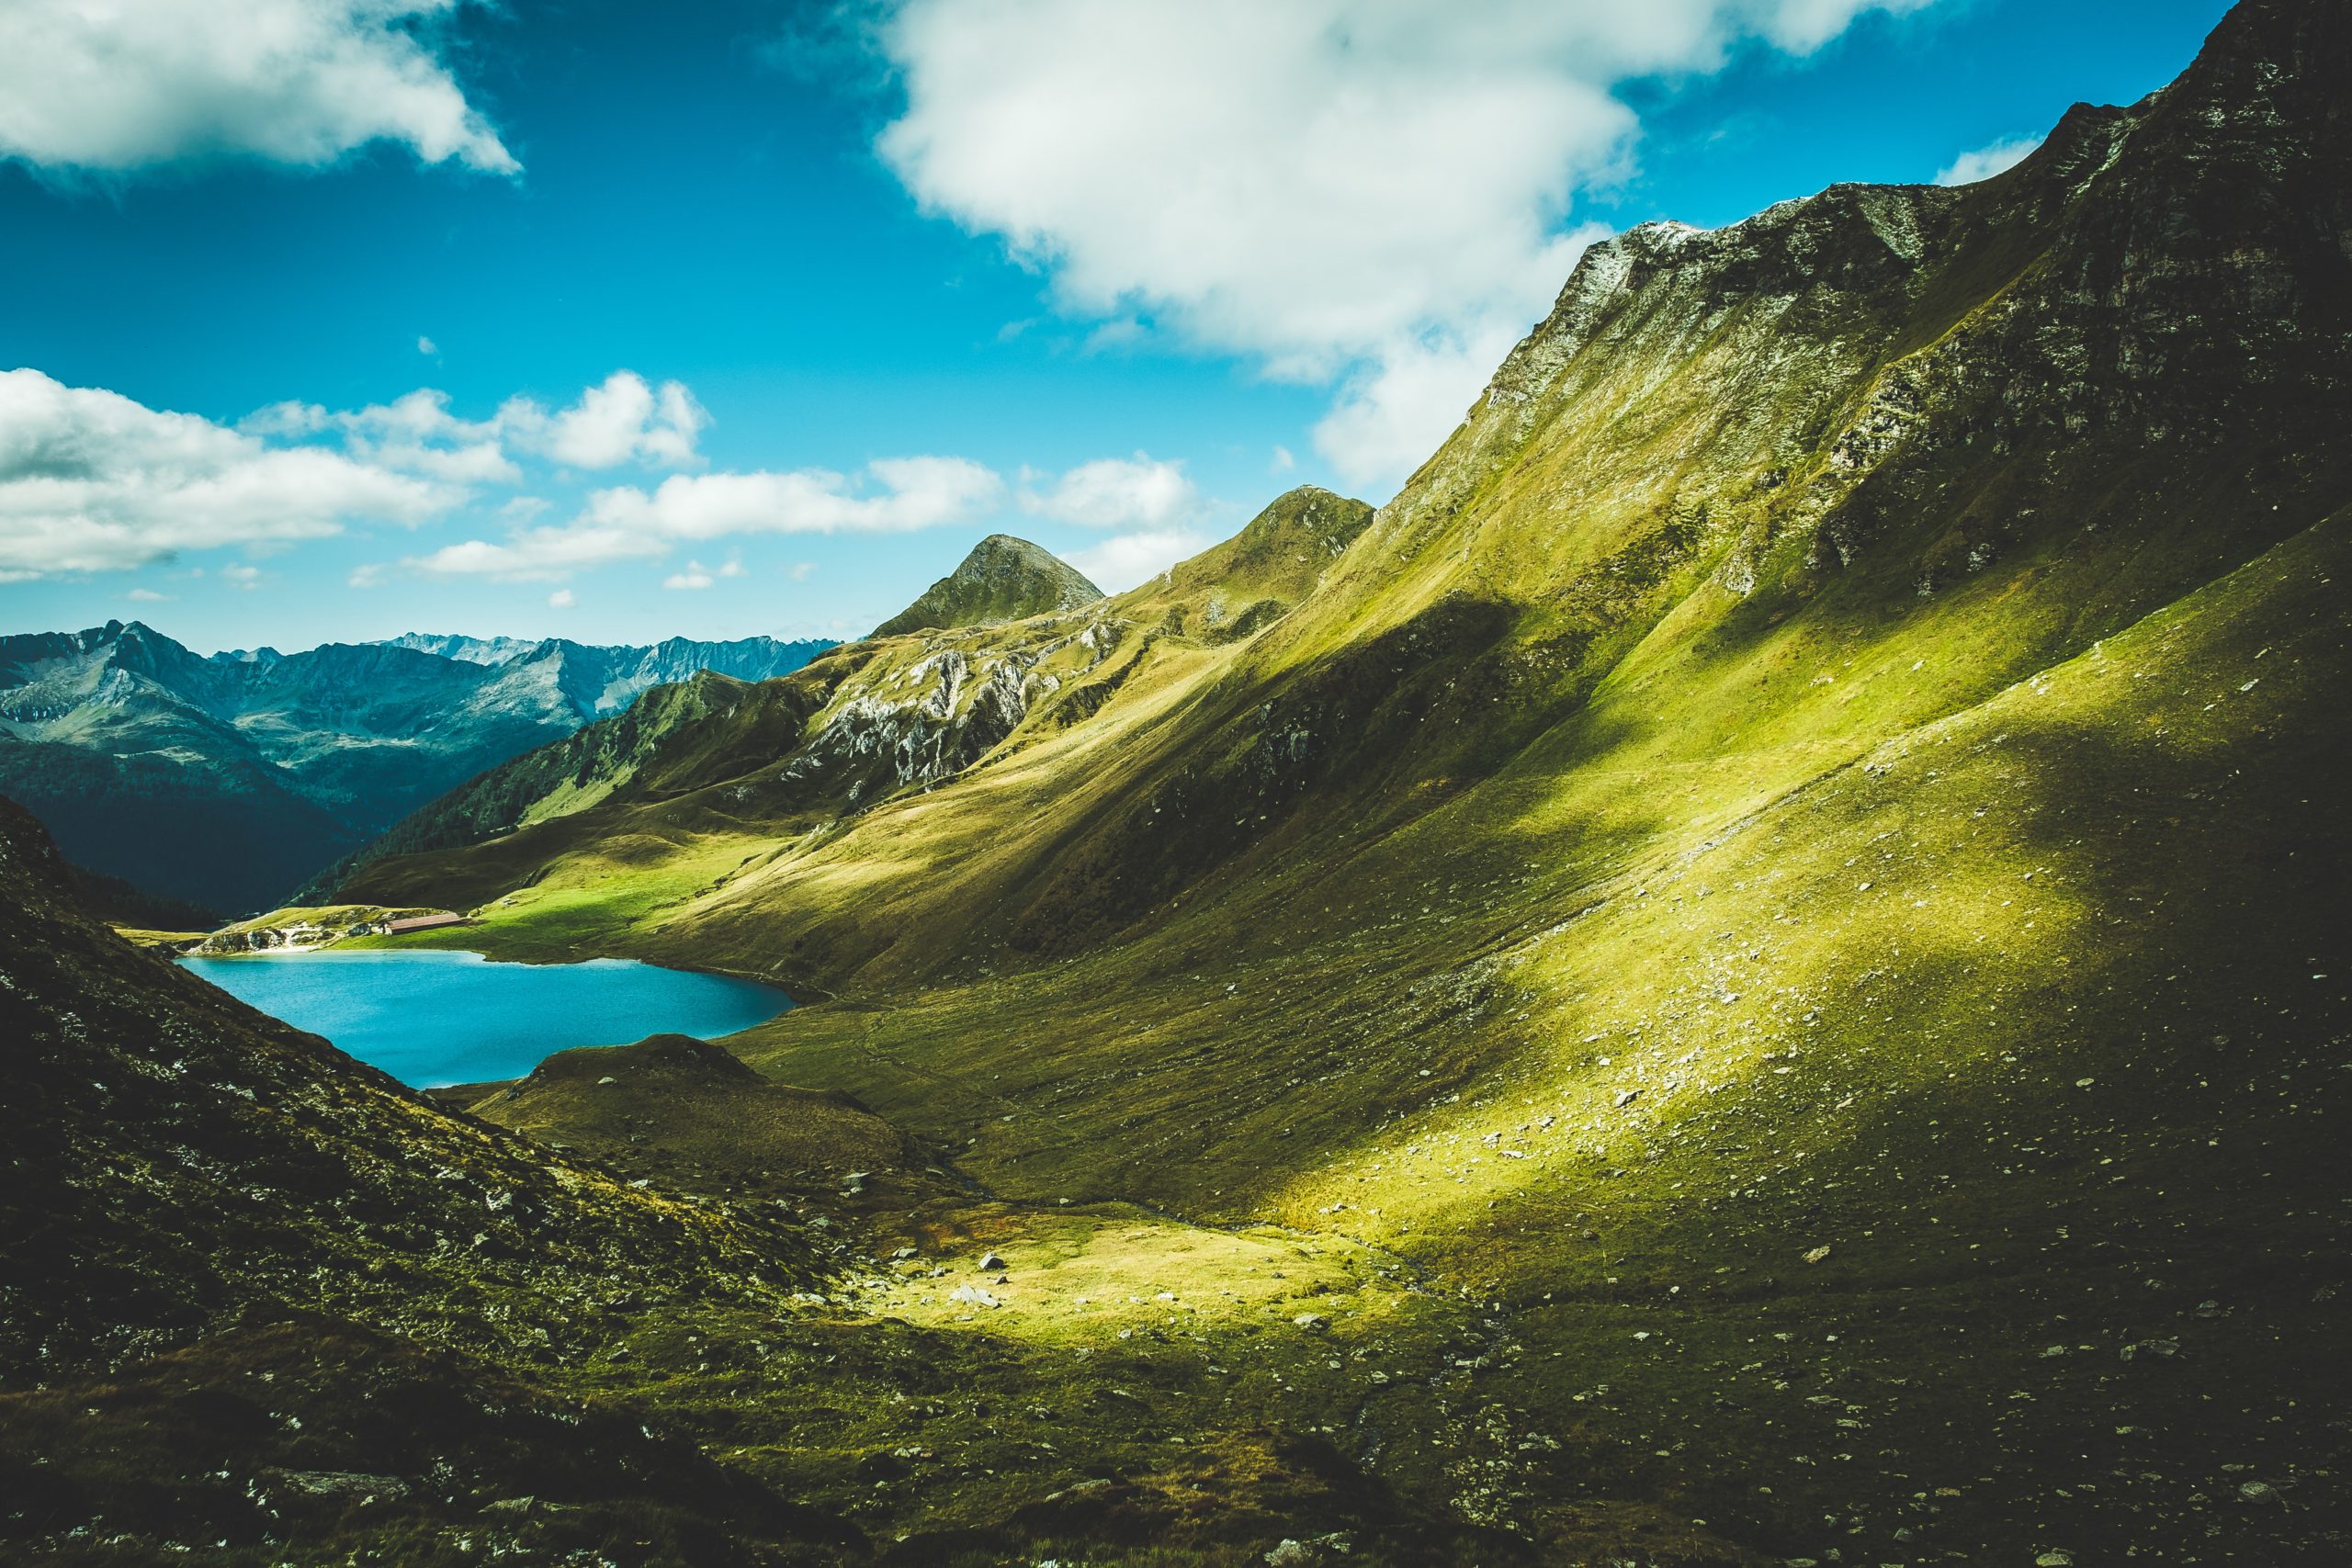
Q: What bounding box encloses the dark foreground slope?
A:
[0,795,869,1562]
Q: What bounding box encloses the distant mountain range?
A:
[0,622,832,912]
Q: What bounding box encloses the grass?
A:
[161,35,2352,1557]
[284,483,2349,1560]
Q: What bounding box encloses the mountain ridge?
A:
[321,486,1374,922]
[0,619,834,910]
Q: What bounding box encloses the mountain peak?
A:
[870,534,1103,639]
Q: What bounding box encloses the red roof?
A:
[383,912,467,933]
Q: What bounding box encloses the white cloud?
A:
[347,563,383,588]
[664,560,717,591]
[222,564,265,590]
[243,372,707,489]
[412,457,1007,579]
[125,587,173,603]
[0,0,515,175]
[1065,528,1210,592]
[1019,453,1194,529]
[501,371,708,470]
[417,334,439,355]
[1080,318,1148,355]
[547,588,575,609]
[788,560,816,581]
[1270,446,1295,474]
[874,0,1932,490]
[0,367,459,579]
[1933,134,2042,186]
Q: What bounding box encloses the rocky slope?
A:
[0,622,831,911]
[288,6,2352,1562]
[868,533,1102,637]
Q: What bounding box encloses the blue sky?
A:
[0,0,2230,653]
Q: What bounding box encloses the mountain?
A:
[295,5,2352,1561]
[22,6,2352,1561]
[379,631,540,664]
[322,487,1373,924]
[869,533,1103,637]
[0,622,832,912]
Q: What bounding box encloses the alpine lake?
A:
[180,949,789,1088]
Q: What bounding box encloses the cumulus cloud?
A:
[1308,310,1589,491]
[547,588,575,609]
[252,372,708,481]
[1934,133,2043,186]
[0,367,459,580]
[664,561,717,590]
[1065,528,1211,592]
[1019,453,1194,529]
[417,335,439,355]
[0,0,515,175]
[125,587,174,603]
[501,372,708,470]
[413,457,1007,580]
[872,0,1932,489]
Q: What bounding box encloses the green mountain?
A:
[868,532,1103,637]
[15,3,2352,1562]
[0,622,833,912]
[322,488,1374,936]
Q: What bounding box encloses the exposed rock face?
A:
[785,615,1118,798]
[0,622,832,911]
[870,534,1103,638]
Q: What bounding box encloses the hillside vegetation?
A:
[59,2,2352,1562]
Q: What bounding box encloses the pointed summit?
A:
[870,534,1103,638]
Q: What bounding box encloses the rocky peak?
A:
[870,533,1103,639]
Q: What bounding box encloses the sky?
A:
[0,0,2233,654]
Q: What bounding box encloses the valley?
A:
[5,2,2348,1564]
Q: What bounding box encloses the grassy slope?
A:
[248,5,2352,1560]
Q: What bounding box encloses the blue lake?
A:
[180,949,790,1088]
